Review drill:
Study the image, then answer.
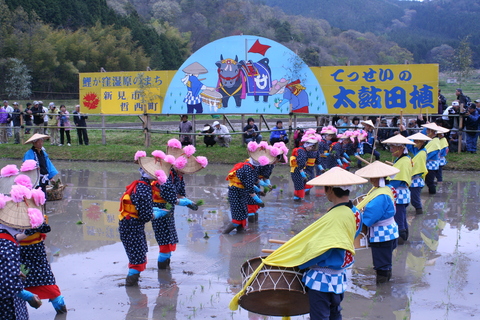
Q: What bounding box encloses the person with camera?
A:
[57,105,72,146]
[243,117,262,143]
[463,103,479,154]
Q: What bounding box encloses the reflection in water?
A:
[1,159,478,320]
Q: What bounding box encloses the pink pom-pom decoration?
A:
[258,156,270,166]
[31,188,46,206]
[28,208,44,228]
[10,185,32,203]
[152,150,166,159]
[155,170,168,185]
[174,156,188,169]
[247,141,259,152]
[196,156,208,168]
[1,165,19,178]
[164,155,176,164]
[258,141,268,149]
[14,175,33,189]
[20,160,37,172]
[167,139,182,149]
[183,145,196,157]
[304,129,316,136]
[134,151,146,161]
[0,194,12,209]
[269,147,281,157]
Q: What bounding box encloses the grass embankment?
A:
[1,129,480,170]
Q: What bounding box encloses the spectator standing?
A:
[270,120,289,144]
[73,105,89,145]
[406,119,418,136]
[442,101,461,129]
[463,104,479,154]
[212,121,231,147]
[456,88,468,109]
[377,118,391,149]
[199,124,216,147]
[336,115,352,133]
[11,102,22,144]
[57,105,72,146]
[178,114,192,146]
[48,103,59,145]
[438,89,447,114]
[24,102,33,134]
[475,99,480,114]
[0,103,8,143]
[351,116,363,129]
[243,117,262,143]
[3,100,13,138]
[41,102,49,134]
[31,101,44,133]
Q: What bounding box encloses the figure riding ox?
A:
[216,55,272,108]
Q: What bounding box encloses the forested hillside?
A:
[263,0,480,67]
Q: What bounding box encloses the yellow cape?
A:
[412,149,428,179]
[229,204,356,311]
[356,186,394,211]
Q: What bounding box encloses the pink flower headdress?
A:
[1,165,19,178]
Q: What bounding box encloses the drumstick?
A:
[198,78,206,81]
[385,160,394,166]
[261,249,275,254]
[268,239,287,244]
[355,155,370,165]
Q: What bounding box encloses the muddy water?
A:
[2,160,479,320]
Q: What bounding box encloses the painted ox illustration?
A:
[216,55,272,108]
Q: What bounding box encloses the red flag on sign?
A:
[248,39,271,56]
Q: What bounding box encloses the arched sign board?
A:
[79,35,438,115]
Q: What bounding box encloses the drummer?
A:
[299,167,367,319]
[355,161,400,283]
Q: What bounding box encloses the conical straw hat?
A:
[360,120,374,127]
[166,146,184,159]
[421,123,440,131]
[407,132,431,141]
[24,133,50,144]
[435,126,450,133]
[0,198,42,229]
[355,160,400,179]
[306,167,367,186]
[381,134,415,145]
[182,62,208,74]
[249,148,278,165]
[0,168,40,195]
[138,157,172,179]
[177,155,204,174]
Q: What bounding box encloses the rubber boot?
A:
[158,258,171,270]
[247,213,256,223]
[236,224,245,233]
[376,270,390,284]
[125,273,140,286]
[222,222,237,234]
[50,295,67,314]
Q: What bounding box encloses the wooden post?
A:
[458,115,463,153]
[102,115,106,145]
[241,114,245,146]
[144,113,151,148]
